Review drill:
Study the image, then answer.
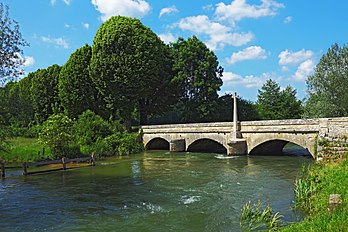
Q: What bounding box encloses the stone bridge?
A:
[141,117,348,158]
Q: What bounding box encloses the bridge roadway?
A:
[141,117,348,158]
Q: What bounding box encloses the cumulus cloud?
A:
[177,15,253,50]
[215,0,284,26]
[41,36,69,49]
[222,71,273,88]
[227,46,268,64]
[159,5,178,18]
[158,32,176,44]
[278,49,314,65]
[23,56,35,67]
[293,59,316,81]
[91,0,151,21]
[284,16,292,24]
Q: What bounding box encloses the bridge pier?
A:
[228,139,247,156]
[170,139,186,152]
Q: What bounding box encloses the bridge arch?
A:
[187,138,227,154]
[145,137,170,150]
[245,133,316,158]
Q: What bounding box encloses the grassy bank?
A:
[0,137,52,162]
[281,159,347,231]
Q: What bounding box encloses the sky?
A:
[3,0,348,101]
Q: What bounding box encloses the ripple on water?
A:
[180,195,201,205]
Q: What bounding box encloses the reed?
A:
[240,200,283,231]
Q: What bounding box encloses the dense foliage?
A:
[90,16,173,126]
[59,44,102,118]
[304,43,348,118]
[0,3,28,84]
[256,79,303,120]
[170,36,223,122]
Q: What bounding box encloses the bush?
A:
[39,114,78,159]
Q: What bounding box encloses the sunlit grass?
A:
[281,159,348,231]
[0,137,52,162]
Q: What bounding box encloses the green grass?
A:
[281,159,348,231]
[0,137,53,162]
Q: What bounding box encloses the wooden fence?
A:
[0,155,96,178]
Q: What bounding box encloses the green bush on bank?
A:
[281,159,348,231]
[38,110,143,160]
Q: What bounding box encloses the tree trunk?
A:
[139,99,148,125]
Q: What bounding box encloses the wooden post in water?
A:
[23,163,28,176]
[91,153,96,166]
[62,157,66,170]
[0,160,5,178]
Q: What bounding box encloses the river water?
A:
[0,151,311,231]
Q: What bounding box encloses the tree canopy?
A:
[304,43,348,118]
[256,79,302,120]
[0,3,28,84]
[89,16,173,126]
[170,36,223,122]
[59,44,102,118]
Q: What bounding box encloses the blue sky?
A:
[3,0,348,101]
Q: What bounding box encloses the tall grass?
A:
[0,137,52,162]
[240,200,283,231]
[281,159,347,231]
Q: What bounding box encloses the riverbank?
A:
[281,159,347,231]
[0,137,53,162]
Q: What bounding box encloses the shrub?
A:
[39,114,78,159]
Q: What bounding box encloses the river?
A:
[0,151,312,231]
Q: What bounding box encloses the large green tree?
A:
[256,79,302,120]
[170,36,223,122]
[31,64,61,122]
[89,16,173,127]
[0,3,28,84]
[304,43,348,118]
[59,44,103,118]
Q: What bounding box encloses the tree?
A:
[31,64,61,122]
[304,43,348,118]
[0,3,28,84]
[89,16,173,127]
[59,44,104,118]
[257,79,302,120]
[170,36,223,122]
[217,94,260,121]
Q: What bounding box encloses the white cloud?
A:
[41,36,69,49]
[82,22,90,29]
[63,0,72,5]
[222,71,273,88]
[159,5,178,18]
[177,15,253,50]
[292,59,315,81]
[215,0,284,26]
[284,16,292,24]
[158,32,176,44]
[23,56,35,67]
[51,0,72,6]
[278,49,314,65]
[64,24,71,28]
[203,4,213,11]
[91,0,151,21]
[227,46,268,64]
